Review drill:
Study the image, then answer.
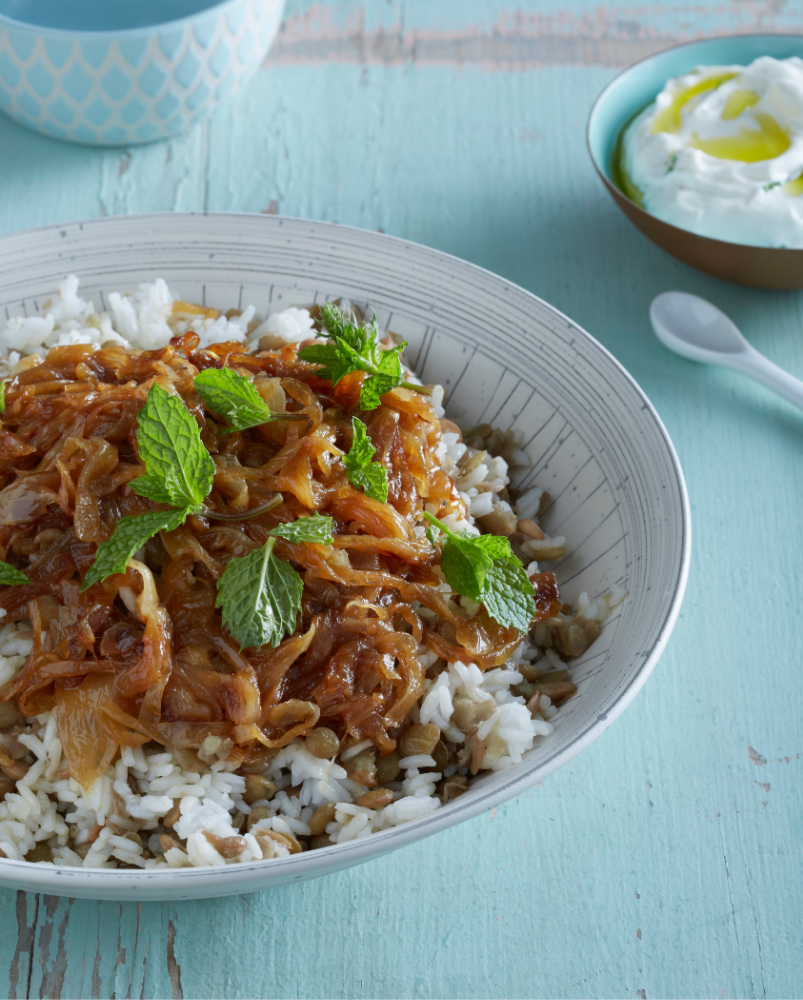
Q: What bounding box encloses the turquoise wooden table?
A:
[1,2,803,997]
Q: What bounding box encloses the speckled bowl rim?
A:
[586,32,803,254]
[0,213,691,898]
[0,0,247,39]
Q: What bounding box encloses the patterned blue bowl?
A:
[0,0,285,145]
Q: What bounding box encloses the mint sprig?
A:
[194,368,308,433]
[82,383,213,591]
[298,302,430,411]
[215,516,333,648]
[132,384,214,509]
[343,417,388,503]
[424,513,536,632]
[0,561,28,585]
[216,536,303,649]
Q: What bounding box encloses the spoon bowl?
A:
[651,292,749,360]
[650,291,803,413]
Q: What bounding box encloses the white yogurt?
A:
[621,56,803,247]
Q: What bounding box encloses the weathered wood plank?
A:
[1,1,803,996]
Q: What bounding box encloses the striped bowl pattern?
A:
[0,214,690,900]
[0,0,284,145]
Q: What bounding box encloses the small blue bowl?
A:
[588,34,803,288]
[0,0,285,146]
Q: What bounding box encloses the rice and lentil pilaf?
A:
[0,277,623,868]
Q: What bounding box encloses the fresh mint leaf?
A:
[359,348,404,409]
[343,417,388,503]
[296,341,358,386]
[423,513,536,631]
[474,534,513,560]
[318,301,363,348]
[268,514,334,544]
[130,473,174,505]
[299,303,425,410]
[194,368,271,432]
[216,536,303,649]
[481,554,536,633]
[0,561,28,585]
[132,384,214,509]
[439,531,493,602]
[81,506,192,591]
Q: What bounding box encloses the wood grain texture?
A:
[0,0,802,996]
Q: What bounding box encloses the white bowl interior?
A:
[0,214,689,899]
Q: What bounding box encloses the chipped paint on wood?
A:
[8,893,37,1000]
[266,2,803,69]
[166,919,183,1000]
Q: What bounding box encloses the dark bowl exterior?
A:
[597,170,803,290]
[587,34,803,290]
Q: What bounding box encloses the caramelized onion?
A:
[0,337,529,775]
[54,674,120,789]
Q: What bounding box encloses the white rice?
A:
[0,277,625,868]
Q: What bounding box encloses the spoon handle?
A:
[730,347,803,414]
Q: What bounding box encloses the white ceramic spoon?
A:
[650,291,803,413]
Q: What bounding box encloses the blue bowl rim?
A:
[586,31,803,253]
[0,0,253,39]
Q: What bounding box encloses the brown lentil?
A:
[24,843,52,864]
[305,727,341,759]
[246,806,270,831]
[440,774,469,802]
[539,669,569,683]
[254,828,301,855]
[203,832,248,859]
[535,679,577,705]
[0,757,27,782]
[400,723,441,757]
[375,750,402,784]
[526,691,542,717]
[161,802,181,829]
[517,662,542,682]
[159,834,185,855]
[0,702,18,730]
[430,739,450,772]
[243,773,277,805]
[308,802,337,836]
[344,751,377,787]
[356,788,395,809]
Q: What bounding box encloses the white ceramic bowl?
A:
[0,0,285,145]
[0,214,690,900]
